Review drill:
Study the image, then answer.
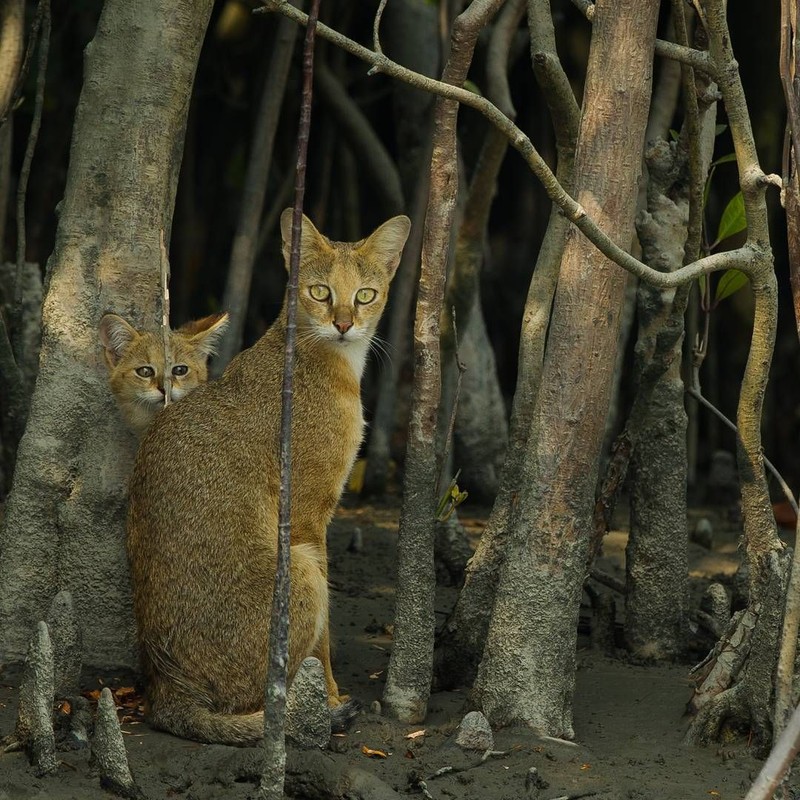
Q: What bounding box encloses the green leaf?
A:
[715,124,728,137]
[714,269,749,303]
[710,152,737,168]
[669,128,679,142]
[698,274,707,297]
[714,191,746,246]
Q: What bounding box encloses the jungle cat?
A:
[99,312,229,437]
[127,210,411,745]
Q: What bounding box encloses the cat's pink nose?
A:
[334,320,352,334]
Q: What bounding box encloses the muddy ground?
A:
[0,498,793,800]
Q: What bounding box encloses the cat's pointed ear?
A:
[99,314,138,368]
[178,312,230,357]
[358,216,411,279]
[280,208,329,271]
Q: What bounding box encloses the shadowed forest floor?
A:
[0,499,795,799]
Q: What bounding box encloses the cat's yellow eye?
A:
[172,365,189,377]
[135,366,155,379]
[356,288,377,305]
[309,284,330,302]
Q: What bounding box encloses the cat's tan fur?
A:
[99,312,229,437]
[127,210,410,744]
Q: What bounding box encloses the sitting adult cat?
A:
[127,210,410,744]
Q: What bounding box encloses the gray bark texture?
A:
[626,141,692,659]
[382,0,504,724]
[91,687,142,799]
[13,621,56,776]
[472,0,660,735]
[433,0,580,691]
[0,0,213,669]
[624,54,717,659]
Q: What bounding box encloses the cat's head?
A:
[280,210,411,362]
[99,312,229,436]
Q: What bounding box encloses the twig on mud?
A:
[427,749,509,781]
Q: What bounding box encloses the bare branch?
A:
[373,0,388,56]
[260,1,319,797]
[744,700,800,800]
[255,0,760,291]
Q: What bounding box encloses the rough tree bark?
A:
[685,0,785,751]
[624,6,717,661]
[382,0,503,724]
[434,0,579,690]
[0,0,213,668]
[472,0,660,734]
[625,147,692,659]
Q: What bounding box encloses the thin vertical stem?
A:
[159,231,172,407]
[259,1,320,797]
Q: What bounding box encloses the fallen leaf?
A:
[404,749,415,759]
[580,763,591,770]
[82,689,102,702]
[361,745,388,759]
[708,792,721,797]
[404,730,426,740]
[369,671,384,680]
[57,700,72,715]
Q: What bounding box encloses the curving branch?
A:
[255,0,764,291]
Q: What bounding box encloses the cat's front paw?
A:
[330,697,361,733]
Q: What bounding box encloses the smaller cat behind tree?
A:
[99,312,229,437]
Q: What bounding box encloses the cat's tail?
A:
[148,701,264,746]
[149,699,362,746]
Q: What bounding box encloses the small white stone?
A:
[454,711,493,751]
